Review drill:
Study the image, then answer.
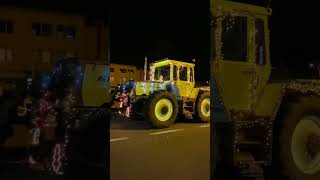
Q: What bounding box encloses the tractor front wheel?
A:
[278,97,320,180]
[145,91,178,129]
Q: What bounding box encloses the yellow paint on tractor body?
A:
[82,64,111,106]
[135,58,209,99]
[210,0,276,116]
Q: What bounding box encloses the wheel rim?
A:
[291,115,320,175]
[155,98,173,122]
[200,98,210,118]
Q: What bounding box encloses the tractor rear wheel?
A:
[144,91,178,129]
[278,97,320,180]
[195,92,210,123]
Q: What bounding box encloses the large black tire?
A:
[131,96,147,121]
[144,91,178,129]
[195,92,210,123]
[277,97,320,180]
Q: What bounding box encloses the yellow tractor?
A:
[211,0,320,179]
[127,58,210,128]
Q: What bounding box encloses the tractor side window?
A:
[221,16,247,62]
[179,67,188,81]
[255,18,266,65]
[155,65,170,81]
[173,65,177,81]
[190,67,194,82]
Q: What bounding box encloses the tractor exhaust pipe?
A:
[144,57,148,81]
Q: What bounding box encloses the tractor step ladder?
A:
[237,152,265,180]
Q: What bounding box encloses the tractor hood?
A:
[134,81,168,95]
[121,80,180,97]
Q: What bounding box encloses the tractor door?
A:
[211,5,271,112]
[175,65,194,97]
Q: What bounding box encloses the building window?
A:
[65,52,76,58]
[57,25,76,39]
[0,48,13,63]
[0,49,5,63]
[55,51,66,60]
[128,69,134,74]
[33,50,51,64]
[120,69,127,73]
[110,68,114,72]
[0,19,13,33]
[32,23,52,36]
[110,76,114,82]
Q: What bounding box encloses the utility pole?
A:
[144,57,148,81]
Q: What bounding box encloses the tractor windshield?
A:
[154,65,171,81]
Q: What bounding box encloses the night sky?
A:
[1,0,319,81]
[110,0,320,80]
[110,1,210,81]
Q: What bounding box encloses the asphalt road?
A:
[110,113,210,180]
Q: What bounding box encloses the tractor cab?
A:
[210,0,272,111]
[150,58,196,97]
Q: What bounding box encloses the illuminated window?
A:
[120,69,127,73]
[33,50,51,64]
[65,52,76,58]
[122,77,126,82]
[43,51,51,64]
[110,76,114,82]
[128,69,134,74]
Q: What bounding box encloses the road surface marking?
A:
[149,129,184,135]
[110,137,129,142]
[199,125,210,128]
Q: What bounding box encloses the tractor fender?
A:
[254,80,320,130]
[271,79,320,122]
[190,87,210,100]
[260,80,320,173]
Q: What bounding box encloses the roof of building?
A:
[0,1,110,19]
[110,63,138,68]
